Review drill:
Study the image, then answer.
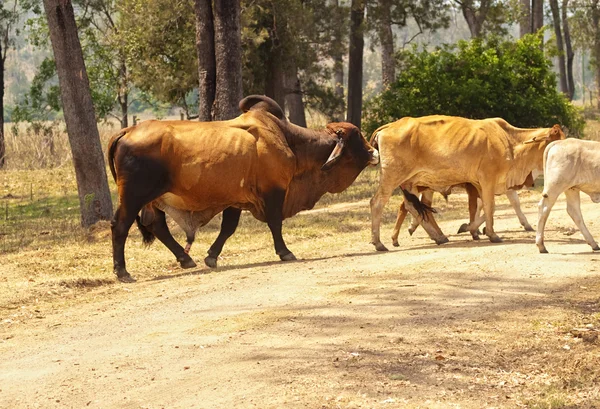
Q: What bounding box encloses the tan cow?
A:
[108,95,379,282]
[370,115,565,251]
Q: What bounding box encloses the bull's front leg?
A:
[264,189,296,262]
[205,207,243,268]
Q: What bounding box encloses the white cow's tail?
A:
[541,142,555,199]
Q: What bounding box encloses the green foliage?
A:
[363,34,585,136]
[118,0,197,110]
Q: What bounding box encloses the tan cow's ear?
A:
[322,137,345,171]
[523,135,548,144]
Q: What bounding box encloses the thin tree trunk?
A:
[0,41,5,168]
[347,0,365,128]
[533,0,544,32]
[194,0,216,121]
[456,0,489,38]
[519,0,531,37]
[333,56,344,121]
[379,0,395,88]
[43,0,113,226]
[212,0,243,120]
[549,0,568,95]
[594,2,600,108]
[264,7,286,110]
[285,67,306,127]
[118,60,128,128]
[562,0,575,100]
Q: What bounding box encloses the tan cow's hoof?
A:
[373,242,389,252]
[280,252,297,262]
[524,225,534,232]
[489,235,503,243]
[392,241,400,247]
[435,236,449,245]
[457,223,469,234]
[538,247,548,253]
[204,256,218,268]
[592,246,600,251]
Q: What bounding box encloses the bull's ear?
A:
[322,136,345,171]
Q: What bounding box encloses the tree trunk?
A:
[118,60,128,128]
[0,41,5,169]
[378,0,395,89]
[346,0,365,128]
[519,0,531,37]
[212,0,243,121]
[461,6,482,38]
[549,0,568,95]
[194,0,216,121]
[562,0,575,100]
[333,56,344,121]
[285,67,306,127]
[264,8,286,111]
[43,0,113,227]
[533,0,544,32]
[594,2,600,108]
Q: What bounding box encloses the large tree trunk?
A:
[43,0,113,227]
[212,0,243,120]
[549,0,568,95]
[378,0,395,88]
[194,0,216,121]
[346,0,365,128]
[456,0,489,38]
[562,0,575,100]
[285,67,306,127]
[519,0,531,37]
[0,41,5,169]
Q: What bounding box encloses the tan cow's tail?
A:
[369,123,391,149]
[106,129,130,181]
[401,189,437,221]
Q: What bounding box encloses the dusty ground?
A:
[1,191,600,409]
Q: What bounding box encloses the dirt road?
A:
[1,192,600,408]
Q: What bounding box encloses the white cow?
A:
[537,138,600,253]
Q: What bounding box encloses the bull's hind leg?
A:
[144,206,197,269]
[264,189,296,262]
[111,153,170,282]
[205,207,242,268]
[564,189,600,251]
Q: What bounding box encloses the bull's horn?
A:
[322,138,345,171]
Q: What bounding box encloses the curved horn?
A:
[321,135,345,171]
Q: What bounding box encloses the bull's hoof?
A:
[280,252,297,262]
[408,227,415,236]
[524,225,535,232]
[457,223,469,234]
[116,273,136,283]
[204,256,218,268]
[373,242,389,252]
[435,236,450,245]
[178,255,197,269]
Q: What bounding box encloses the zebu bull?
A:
[107,95,379,282]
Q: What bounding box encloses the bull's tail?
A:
[135,216,156,246]
[401,189,437,221]
[107,129,129,181]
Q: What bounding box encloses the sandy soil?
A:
[1,191,600,408]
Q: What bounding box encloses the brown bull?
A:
[108,95,379,282]
[369,115,564,251]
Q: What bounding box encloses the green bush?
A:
[363,34,585,137]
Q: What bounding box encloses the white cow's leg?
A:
[536,191,559,253]
[506,190,534,231]
[371,179,396,252]
[564,188,600,251]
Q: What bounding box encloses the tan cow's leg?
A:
[536,191,560,253]
[481,184,502,243]
[371,178,396,252]
[457,184,483,240]
[506,190,534,231]
[391,201,409,247]
[564,188,600,251]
